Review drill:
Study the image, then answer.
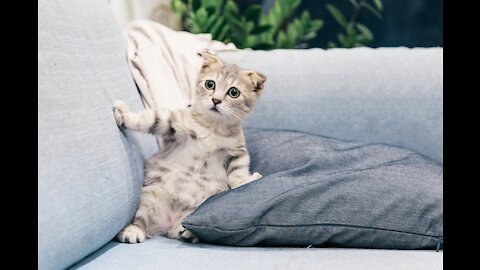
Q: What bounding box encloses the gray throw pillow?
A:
[183,128,443,249]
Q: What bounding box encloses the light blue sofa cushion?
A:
[183,129,443,249]
[72,237,442,270]
[220,48,443,164]
[38,0,158,269]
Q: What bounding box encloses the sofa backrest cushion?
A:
[219,48,443,164]
[38,0,157,269]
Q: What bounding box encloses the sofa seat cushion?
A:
[71,238,443,270]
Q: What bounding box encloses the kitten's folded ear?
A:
[197,50,223,72]
[243,70,267,92]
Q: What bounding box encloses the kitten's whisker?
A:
[221,106,242,122]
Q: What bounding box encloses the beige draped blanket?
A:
[124,20,237,111]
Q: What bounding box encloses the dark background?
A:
[237,0,443,48]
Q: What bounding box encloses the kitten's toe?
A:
[251,172,262,181]
[180,229,200,243]
[116,224,146,244]
[113,100,129,127]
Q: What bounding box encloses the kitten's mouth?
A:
[211,107,219,113]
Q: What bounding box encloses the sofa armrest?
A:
[219,47,443,163]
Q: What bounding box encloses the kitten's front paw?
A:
[116,224,146,244]
[229,172,263,189]
[113,100,129,127]
[251,172,262,181]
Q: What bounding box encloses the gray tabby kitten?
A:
[113,51,266,243]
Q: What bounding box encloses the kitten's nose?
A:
[212,98,222,105]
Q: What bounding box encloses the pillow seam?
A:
[183,222,442,238]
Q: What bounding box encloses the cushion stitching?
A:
[183,222,442,238]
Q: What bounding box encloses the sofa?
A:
[38,0,443,269]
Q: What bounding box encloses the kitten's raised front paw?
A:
[229,172,263,189]
[116,224,146,244]
[113,100,129,127]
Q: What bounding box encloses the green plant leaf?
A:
[276,30,287,48]
[338,33,346,45]
[361,2,383,19]
[194,7,208,28]
[217,25,230,42]
[203,14,218,31]
[302,31,317,41]
[228,16,245,29]
[295,43,308,49]
[271,0,283,22]
[251,24,272,35]
[356,34,371,44]
[327,41,337,48]
[373,0,383,11]
[201,0,222,10]
[356,23,373,41]
[171,0,186,14]
[292,19,304,36]
[291,0,302,14]
[280,0,301,18]
[210,16,225,38]
[246,21,255,33]
[345,31,356,48]
[301,12,310,22]
[326,4,348,28]
[349,0,359,8]
[286,24,297,46]
[225,0,239,16]
[310,19,324,31]
[244,4,261,22]
[246,35,259,48]
[346,22,355,35]
[300,11,311,27]
[173,0,324,50]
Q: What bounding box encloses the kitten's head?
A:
[192,51,266,126]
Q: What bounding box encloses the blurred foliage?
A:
[326,0,383,48]
[171,0,382,50]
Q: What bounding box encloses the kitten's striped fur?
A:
[114,51,266,243]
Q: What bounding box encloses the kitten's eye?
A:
[205,80,215,90]
[227,87,240,98]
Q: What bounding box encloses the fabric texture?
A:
[219,48,443,164]
[183,129,443,249]
[124,20,237,111]
[72,237,443,270]
[38,1,158,269]
[38,0,443,267]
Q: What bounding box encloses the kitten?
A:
[113,51,266,243]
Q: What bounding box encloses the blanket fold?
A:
[124,20,237,111]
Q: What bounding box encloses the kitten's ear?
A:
[197,50,223,72]
[243,70,267,92]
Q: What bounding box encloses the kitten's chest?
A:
[184,135,229,170]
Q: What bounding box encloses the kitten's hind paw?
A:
[113,100,129,127]
[180,229,201,244]
[116,224,146,244]
[169,224,200,243]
